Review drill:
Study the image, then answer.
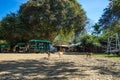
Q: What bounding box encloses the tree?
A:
[76,33,101,52]
[109,0,120,18]
[0,0,86,45]
[99,0,120,39]
[92,23,101,36]
[0,13,17,43]
[54,28,75,45]
[99,0,120,29]
[0,13,32,44]
[99,7,113,29]
[19,0,87,41]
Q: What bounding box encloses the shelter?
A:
[54,42,81,52]
[15,42,27,53]
[0,43,11,53]
[17,42,26,46]
[29,39,52,53]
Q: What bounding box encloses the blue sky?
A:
[78,0,109,23]
[0,0,28,20]
[0,0,109,23]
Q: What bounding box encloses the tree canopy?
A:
[0,0,87,44]
[76,32,101,52]
[98,0,120,41]
[99,0,120,30]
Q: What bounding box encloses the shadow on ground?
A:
[0,57,89,80]
[92,59,120,78]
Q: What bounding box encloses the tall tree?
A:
[19,0,87,41]
[0,0,86,44]
[76,32,101,52]
[0,13,30,44]
[99,0,120,29]
[54,28,75,45]
[92,23,101,36]
[0,13,17,43]
[98,0,120,39]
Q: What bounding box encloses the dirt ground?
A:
[0,53,120,80]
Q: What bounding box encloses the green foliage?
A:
[76,33,101,52]
[78,33,101,47]
[95,53,120,60]
[99,0,120,39]
[109,0,120,18]
[99,0,120,27]
[54,28,75,45]
[0,13,29,44]
[108,21,120,34]
[99,7,113,28]
[19,0,86,40]
[99,0,120,28]
[0,13,17,42]
[92,23,101,36]
[0,0,86,44]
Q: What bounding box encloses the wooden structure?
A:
[0,43,11,53]
[28,39,52,53]
[106,33,120,55]
[15,42,27,53]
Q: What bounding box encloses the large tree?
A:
[92,23,101,36]
[54,28,75,45]
[0,13,30,44]
[99,0,120,29]
[76,32,101,52]
[0,0,86,44]
[98,0,120,40]
[0,13,18,43]
[18,0,87,41]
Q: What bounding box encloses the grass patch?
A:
[95,53,120,60]
[64,52,85,55]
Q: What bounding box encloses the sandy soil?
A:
[0,53,120,80]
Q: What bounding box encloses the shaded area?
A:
[92,59,120,78]
[0,54,120,80]
[0,58,89,80]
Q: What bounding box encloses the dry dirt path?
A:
[0,53,120,80]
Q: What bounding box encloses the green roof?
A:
[0,43,11,47]
[29,39,52,43]
[17,42,26,46]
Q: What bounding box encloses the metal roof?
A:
[29,39,52,43]
[17,42,26,46]
[0,43,11,47]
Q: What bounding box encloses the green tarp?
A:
[0,43,11,47]
[17,42,26,46]
[29,39,52,43]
